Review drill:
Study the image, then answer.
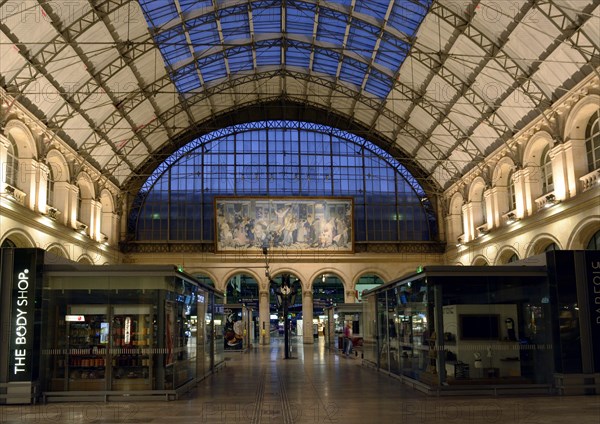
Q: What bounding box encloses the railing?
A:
[3,184,26,205]
[45,205,61,220]
[534,191,557,210]
[579,169,600,192]
[476,223,489,237]
[501,210,518,225]
[75,220,89,235]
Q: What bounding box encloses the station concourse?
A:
[2,336,598,424]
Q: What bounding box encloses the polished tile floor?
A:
[2,336,599,423]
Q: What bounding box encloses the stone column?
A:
[90,199,102,240]
[563,139,587,198]
[512,168,527,219]
[0,136,8,189]
[523,165,540,214]
[549,143,567,201]
[259,290,270,345]
[68,183,80,229]
[17,157,39,210]
[483,188,494,229]
[461,202,472,242]
[302,290,314,344]
[36,161,50,214]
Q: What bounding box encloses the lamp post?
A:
[262,243,297,358]
[280,274,296,359]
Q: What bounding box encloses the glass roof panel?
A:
[189,21,220,51]
[160,31,190,66]
[173,64,201,91]
[286,3,316,37]
[286,41,311,70]
[227,47,254,73]
[139,1,431,99]
[255,40,281,67]
[375,32,408,71]
[365,70,393,99]
[198,53,227,83]
[388,1,431,34]
[178,0,212,13]
[339,57,368,88]
[315,9,348,45]
[252,3,281,34]
[326,0,353,7]
[346,23,379,59]
[354,0,389,21]
[313,48,340,76]
[139,0,179,28]
[220,11,251,42]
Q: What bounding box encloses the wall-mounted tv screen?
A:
[459,314,500,340]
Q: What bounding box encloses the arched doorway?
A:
[269,273,302,338]
[312,273,345,338]
[355,274,385,302]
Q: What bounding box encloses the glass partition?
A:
[41,269,222,397]
[361,267,553,390]
[212,293,225,368]
[395,277,431,381]
[362,294,378,365]
[436,275,553,385]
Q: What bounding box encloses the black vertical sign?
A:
[586,250,600,372]
[8,249,41,382]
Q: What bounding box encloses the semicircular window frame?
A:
[129,120,437,243]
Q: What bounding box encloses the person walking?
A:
[343,322,353,357]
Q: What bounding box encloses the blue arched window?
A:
[129,121,436,243]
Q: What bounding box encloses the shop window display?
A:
[362,265,554,391]
[40,264,224,399]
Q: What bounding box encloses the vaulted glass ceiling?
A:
[1,0,599,195]
[139,0,431,99]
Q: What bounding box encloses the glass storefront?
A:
[40,264,224,399]
[324,304,364,352]
[362,266,554,391]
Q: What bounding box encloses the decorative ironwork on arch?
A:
[128,120,437,244]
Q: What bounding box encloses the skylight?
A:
[139,0,431,99]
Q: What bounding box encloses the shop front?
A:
[362,265,555,395]
[323,304,364,355]
[0,248,225,404]
[39,263,225,401]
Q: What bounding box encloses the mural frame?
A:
[214,197,354,253]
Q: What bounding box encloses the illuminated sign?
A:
[586,251,600,371]
[8,249,42,383]
[124,317,132,345]
[65,315,86,322]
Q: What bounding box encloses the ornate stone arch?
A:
[45,149,70,183]
[45,243,71,262]
[468,176,488,229]
[220,269,263,293]
[76,254,94,264]
[494,246,520,265]
[491,156,516,188]
[447,191,465,243]
[564,94,600,141]
[0,228,36,248]
[4,119,38,159]
[471,255,490,266]
[309,269,350,291]
[76,172,96,199]
[525,234,563,257]
[566,215,600,249]
[351,269,390,287]
[99,189,115,213]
